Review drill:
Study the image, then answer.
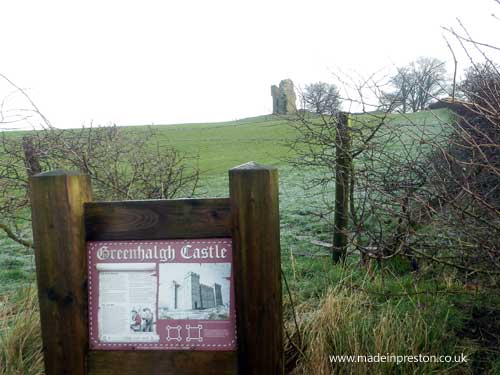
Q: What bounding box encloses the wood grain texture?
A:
[229,162,284,375]
[87,351,237,375]
[30,170,92,375]
[85,198,231,240]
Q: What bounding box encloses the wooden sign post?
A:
[30,162,283,375]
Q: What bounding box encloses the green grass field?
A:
[0,108,453,293]
[133,109,452,176]
[2,108,499,374]
[129,114,294,176]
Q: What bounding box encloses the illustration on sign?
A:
[87,239,236,351]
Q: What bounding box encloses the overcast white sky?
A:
[1,0,498,129]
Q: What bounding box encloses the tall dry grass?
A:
[285,286,473,374]
[0,280,478,374]
[0,286,43,375]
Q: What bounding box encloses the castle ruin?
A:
[167,272,223,311]
[271,79,297,115]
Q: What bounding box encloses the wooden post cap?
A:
[32,169,86,177]
[230,161,277,171]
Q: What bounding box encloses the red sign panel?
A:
[87,239,236,351]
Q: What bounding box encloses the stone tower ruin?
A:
[214,283,223,306]
[271,79,297,115]
[167,272,222,311]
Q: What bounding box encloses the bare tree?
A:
[381,57,449,112]
[288,23,499,276]
[300,82,341,115]
[0,77,200,249]
[288,74,391,263]
[379,66,413,112]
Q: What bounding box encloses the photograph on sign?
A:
[158,263,231,320]
[87,239,236,351]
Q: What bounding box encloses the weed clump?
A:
[0,286,43,375]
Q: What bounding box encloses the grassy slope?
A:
[0,107,454,293]
[2,108,498,373]
[128,114,295,175]
[130,109,452,175]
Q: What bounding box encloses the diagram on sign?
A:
[186,324,203,342]
[165,325,182,342]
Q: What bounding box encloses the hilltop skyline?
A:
[1,0,498,130]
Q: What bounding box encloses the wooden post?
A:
[229,162,283,375]
[333,112,351,263]
[30,170,92,375]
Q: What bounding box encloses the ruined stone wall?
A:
[171,272,219,310]
[180,272,201,310]
[271,85,280,114]
[199,284,216,309]
[271,79,297,114]
[177,279,189,310]
[214,283,223,306]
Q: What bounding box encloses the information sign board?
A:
[87,238,235,351]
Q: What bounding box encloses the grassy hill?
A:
[123,108,453,192]
[127,114,294,176]
[0,108,454,292]
[4,108,498,374]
